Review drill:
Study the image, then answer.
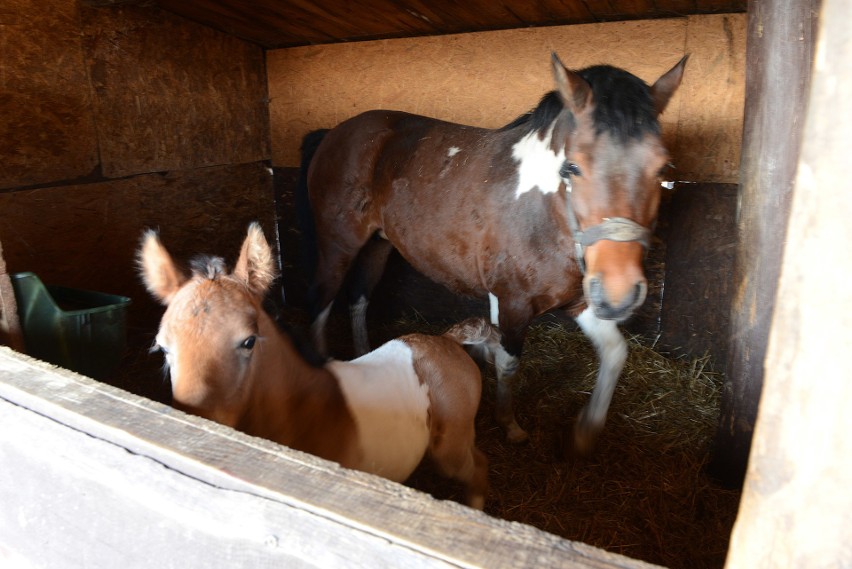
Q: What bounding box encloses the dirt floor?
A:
[112,303,741,569]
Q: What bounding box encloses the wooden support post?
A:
[709,0,821,486]
[725,1,851,565]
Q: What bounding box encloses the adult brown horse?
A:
[298,53,688,452]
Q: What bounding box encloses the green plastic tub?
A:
[10,272,131,379]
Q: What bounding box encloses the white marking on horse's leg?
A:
[574,307,628,453]
[311,303,332,356]
[493,345,528,443]
[488,293,499,325]
[350,295,370,357]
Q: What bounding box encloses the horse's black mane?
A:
[502,65,659,143]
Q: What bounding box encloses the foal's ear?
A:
[551,52,592,114]
[138,230,187,305]
[651,54,689,115]
[234,222,278,296]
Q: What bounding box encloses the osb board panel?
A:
[79,3,270,178]
[0,162,275,328]
[676,14,746,183]
[0,0,99,189]
[658,183,738,369]
[268,14,746,182]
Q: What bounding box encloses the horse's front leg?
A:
[573,306,628,454]
[493,299,533,443]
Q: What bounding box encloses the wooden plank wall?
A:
[0,0,273,332]
[0,347,663,569]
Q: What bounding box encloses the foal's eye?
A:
[560,162,582,178]
[240,336,257,350]
[658,162,674,178]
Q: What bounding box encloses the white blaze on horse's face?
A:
[512,126,566,199]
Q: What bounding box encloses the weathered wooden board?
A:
[267,14,745,183]
[0,162,275,329]
[150,0,746,49]
[658,183,738,368]
[0,0,99,189]
[79,2,270,178]
[725,0,852,565]
[0,347,663,569]
[710,0,820,487]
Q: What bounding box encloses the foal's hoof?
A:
[504,421,530,444]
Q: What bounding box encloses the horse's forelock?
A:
[189,255,228,280]
[578,65,660,143]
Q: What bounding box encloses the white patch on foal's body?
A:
[512,127,566,199]
[447,146,461,157]
[326,339,431,482]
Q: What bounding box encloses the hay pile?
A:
[386,316,740,569]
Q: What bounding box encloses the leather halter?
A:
[565,196,652,274]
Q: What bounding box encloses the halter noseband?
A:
[565,205,652,274]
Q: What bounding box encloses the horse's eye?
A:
[151,343,168,356]
[658,162,674,178]
[240,336,257,350]
[560,162,582,178]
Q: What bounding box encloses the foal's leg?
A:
[347,236,393,356]
[573,306,628,454]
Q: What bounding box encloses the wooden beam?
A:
[708,0,820,487]
[725,1,851,565]
[0,348,661,569]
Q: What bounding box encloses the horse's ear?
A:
[551,52,592,114]
[234,222,278,296]
[138,230,187,305]
[651,54,689,115]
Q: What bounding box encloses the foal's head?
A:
[138,223,278,426]
[551,54,687,320]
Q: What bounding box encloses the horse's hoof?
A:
[572,421,600,456]
[505,422,530,444]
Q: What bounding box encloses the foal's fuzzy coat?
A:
[139,223,493,508]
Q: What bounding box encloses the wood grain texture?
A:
[726,0,852,564]
[79,2,270,177]
[152,0,745,49]
[0,0,99,189]
[0,347,663,569]
[0,162,275,330]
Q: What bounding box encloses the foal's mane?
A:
[189,255,227,280]
[501,65,659,143]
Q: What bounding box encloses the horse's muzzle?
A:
[585,276,647,321]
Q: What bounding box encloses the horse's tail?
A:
[295,128,330,315]
[443,317,503,364]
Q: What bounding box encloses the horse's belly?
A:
[326,340,431,482]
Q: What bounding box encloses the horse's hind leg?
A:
[573,306,628,454]
[347,235,393,356]
[311,236,370,356]
[429,425,489,509]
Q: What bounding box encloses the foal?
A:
[139,223,493,508]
